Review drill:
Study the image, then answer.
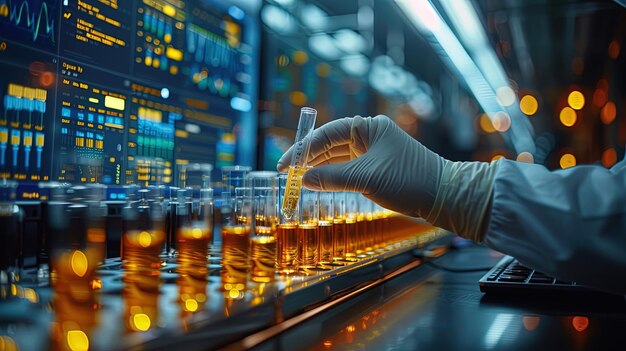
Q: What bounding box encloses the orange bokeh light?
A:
[40,71,55,87]
[601,102,616,125]
[572,316,589,332]
[592,89,607,107]
[602,148,617,168]
[522,316,540,331]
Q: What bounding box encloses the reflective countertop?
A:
[256,241,626,350]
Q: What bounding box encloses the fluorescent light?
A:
[309,33,342,60]
[301,4,328,32]
[334,29,367,53]
[340,54,370,76]
[261,5,295,34]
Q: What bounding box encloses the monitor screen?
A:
[0,0,258,196]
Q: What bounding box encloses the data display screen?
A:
[0,0,257,196]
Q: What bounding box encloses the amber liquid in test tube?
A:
[277,174,298,274]
[221,186,252,289]
[344,193,359,260]
[332,192,347,261]
[318,191,334,265]
[297,188,319,271]
[249,171,280,283]
[281,107,317,220]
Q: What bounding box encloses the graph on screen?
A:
[0,0,258,196]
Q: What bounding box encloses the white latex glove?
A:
[277,115,500,241]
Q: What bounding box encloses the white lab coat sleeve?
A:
[483,158,626,294]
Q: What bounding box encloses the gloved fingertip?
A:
[276,161,288,173]
[302,169,322,190]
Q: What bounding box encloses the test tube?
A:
[318,191,334,266]
[277,174,298,274]
[344,192,359,260]
[298,187,319,272]
[249,171,278,283]
[332,192,347,262]
[281,107,317,220]
[221,186,252,290]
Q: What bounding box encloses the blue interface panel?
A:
[0,0,257,196]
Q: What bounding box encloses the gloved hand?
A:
[277,115,500,242]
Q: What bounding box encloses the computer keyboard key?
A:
[497,275,526,282]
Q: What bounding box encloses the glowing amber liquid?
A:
[297,224,319,268]
[177,231,208,319]
[344,219,357,259]
[318,221,333,264]
[281,165,307,220]
[122,230,166,271]
[332,219,347,260]
[251,227,277,283]
[50,248,100,351]
[122,229,163,333]
[221,226,251,287]
[276,224,298,274]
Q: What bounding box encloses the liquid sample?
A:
[281,165,307,220]
[318,220,333,264]
[177,230,208,318]
[177,226,211,280]
[332,218,347,260]
[251,227,277,283]
[122,230,166,271]
[50,248,99,350]
[344,218,357,259]
[221,225,251,286]
[276,223,298,274]
[297,223,319,268]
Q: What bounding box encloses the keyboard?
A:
[479,256,591,294]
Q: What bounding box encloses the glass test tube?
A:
[221,185,252,292]
[121,187,166,266]
[332,192,347,261]
[249,171,278,283]
[318,191,334,266]
[344,192,359,260]
[298,187,319,271]
[177,187,213,278]
[49,185,105,348]
[277,174,298,274]
[281,107,317,220]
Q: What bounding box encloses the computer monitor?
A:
[0,0,258,197]
[257,26,374,170]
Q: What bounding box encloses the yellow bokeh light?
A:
[516,152,534,163]
[191,228,203,239]
[228,289,241,299]
[519,95,539,116]
[70,250,88,278]
[185,299,198,312]
[0,336,19,351]
[479,114,496,133]
[559,107,577,127]
[567,91,585,110]
[293,51,309,65]
[559,153,577,169]
[289,91,307,106]
[67,330,89,351]
[138,231,152,248]
[132,313,151,332]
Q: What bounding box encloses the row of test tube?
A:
[0,165,434,288]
